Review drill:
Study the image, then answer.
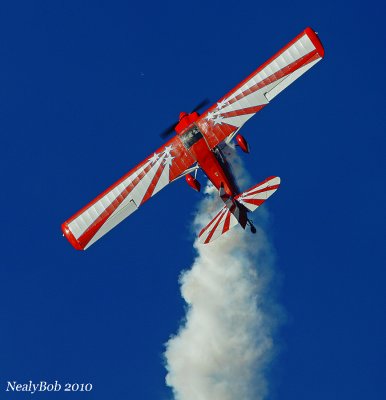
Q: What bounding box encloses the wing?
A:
[62,136,195,250]
[196,27,324,149]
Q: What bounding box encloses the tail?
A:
[198,176,280,244]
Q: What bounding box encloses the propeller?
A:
[191,98,210,113]
[160,98,210,138]
[160,122,179,139]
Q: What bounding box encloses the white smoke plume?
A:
[164,145,281,400]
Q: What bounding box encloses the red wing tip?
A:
[304,27,325,58]
[61,222,84,250]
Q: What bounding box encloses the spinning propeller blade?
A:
[159,99,210,138]
[160,122,178,139]
[191,98,210,113]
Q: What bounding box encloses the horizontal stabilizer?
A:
[235,176,280,212]
[199,176,280,244]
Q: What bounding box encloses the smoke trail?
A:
[164,145,281,400]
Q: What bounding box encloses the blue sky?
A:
[1,0,385,399]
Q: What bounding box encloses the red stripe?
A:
[199,208,226,238]
[196,28,323,149]
[228,51,318,106]
[220,105,265,119]
[222,211,231,234]
[75,161,158,248]
[140,161,167,205]
[62,136,197,250]
[216,29,323,112]
[244,198,265,207]
[246,184,280,197]
[205,209,228,244]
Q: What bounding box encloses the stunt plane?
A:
[62,27,324,250]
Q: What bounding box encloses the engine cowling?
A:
[185,174,201,192]
[236,134,250,153]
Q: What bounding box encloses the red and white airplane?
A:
[62,27,324,250]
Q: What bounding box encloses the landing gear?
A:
[247,219,257,234]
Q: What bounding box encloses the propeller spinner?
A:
[160,99,210,138]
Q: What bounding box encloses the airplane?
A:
[62,27,324,250]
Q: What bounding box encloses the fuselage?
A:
[174,112,238,197]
